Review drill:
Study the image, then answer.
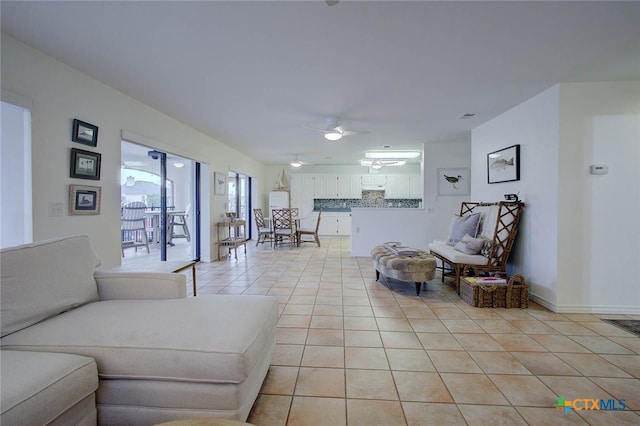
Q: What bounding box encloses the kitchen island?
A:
[350,207,431,257]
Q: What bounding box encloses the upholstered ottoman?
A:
[371,245,437,295]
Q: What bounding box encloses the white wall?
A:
[472,81,640,314]
[472,86,560,309]
[556,82,640,313]
[1,34,267,268]
[351,138,471,256]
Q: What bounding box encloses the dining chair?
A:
[253,208,273,247]
[121,201,150,256]
[297,209,322,247]
[272,208,296,249]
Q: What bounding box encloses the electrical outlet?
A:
[49,202,64,217]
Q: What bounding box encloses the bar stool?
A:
[168,204,191,245]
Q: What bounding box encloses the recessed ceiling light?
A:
[172,162,185,168]
[365,151,420,159]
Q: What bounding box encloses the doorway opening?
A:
[227,171,252,240]
[120,141,200,265]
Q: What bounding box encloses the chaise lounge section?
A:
[1,235,278,425]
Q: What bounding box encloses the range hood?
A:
[361,185,385,191]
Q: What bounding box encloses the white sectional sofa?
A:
[0,235,278,425]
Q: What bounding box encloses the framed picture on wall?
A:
[69,184,101,215]
[72,119,98,147]
[70,148,101,180]
[214,172,226,195]
[437,168,470,196]
[487,144,520,184]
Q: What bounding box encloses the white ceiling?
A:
[2,1,639,167]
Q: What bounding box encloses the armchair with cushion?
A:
[428,201,524,293]
[1,235,278,425]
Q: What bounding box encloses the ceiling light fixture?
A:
[290,160,302,168]
[324,131,343,141]
[371,160,384,170]
[365,151,420,159]
[360,159,406,168]
[172,162,185,168]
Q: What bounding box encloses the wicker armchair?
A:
[428,201,524,293]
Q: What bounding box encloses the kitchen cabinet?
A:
[302,174,315,202]
[337,213,351,235]
[317,212,351,236]
[350,175,363,199]
[409,175,423,199]
[314,175,338,198]
[384,175,421,199]
[335,175,362,199]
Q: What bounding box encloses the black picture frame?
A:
[69,184,101,215]
[70,148,101,180]
[487,144,520,184]
[72,119,98,147]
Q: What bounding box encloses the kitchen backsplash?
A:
[315,191,421,209]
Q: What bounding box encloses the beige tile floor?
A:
[185,238,639,425]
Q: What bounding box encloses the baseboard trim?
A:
[528,293,639,315]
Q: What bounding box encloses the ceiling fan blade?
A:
[342,129,370,136]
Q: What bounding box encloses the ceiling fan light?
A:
[290,160,302,168]
[371,160,384,170]
[324,131,343,141]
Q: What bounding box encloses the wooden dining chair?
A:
[272,208,296,249]
[297,209,322,247]
[253,208,273,247]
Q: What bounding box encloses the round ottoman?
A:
[371,245,436,295]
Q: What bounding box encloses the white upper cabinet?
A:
[314,175,338,198]
[301,174,315,203]
[409,175,423,199]
[349,175,363,199]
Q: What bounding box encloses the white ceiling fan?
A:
[306,117,369,141]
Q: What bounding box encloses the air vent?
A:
[460,113,477,119]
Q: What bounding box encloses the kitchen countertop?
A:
[313,208,351,212]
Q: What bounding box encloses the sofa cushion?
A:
[1,236,100,337]
[0,350,98,426]
[453,234,485,255]
[446,212,481,246]
[0,295,279,385]
[428,242,489,266]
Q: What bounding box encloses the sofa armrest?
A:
[94,271,187,300]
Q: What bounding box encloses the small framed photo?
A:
[437,168,470,196]
[70,148,101,180]
[72,119,98,147]
[488,144,520,184]
[69,184,101,215]
[214,171,227,195]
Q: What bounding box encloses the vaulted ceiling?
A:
[2,1,639,166]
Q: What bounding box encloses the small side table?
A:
[106,260,198,296]
[216,220,247,260]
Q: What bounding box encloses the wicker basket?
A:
[459,274,528,308]
[506,274,528,308]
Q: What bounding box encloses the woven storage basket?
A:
[506,274,528,308]
[459,277,479,307]
[460,275,528,308]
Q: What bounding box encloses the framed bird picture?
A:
[437,168,470,196]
